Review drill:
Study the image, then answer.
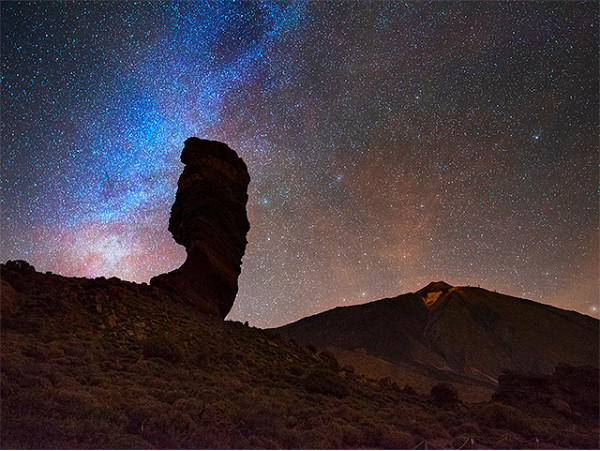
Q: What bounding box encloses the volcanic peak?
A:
[416,281,453,306]
[418,281,453,293]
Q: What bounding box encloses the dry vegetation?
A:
[1,263,598,449]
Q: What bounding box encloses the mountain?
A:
[2,264,599,449]
[273,281,598,401]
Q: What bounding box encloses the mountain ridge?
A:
[273,281,598,398]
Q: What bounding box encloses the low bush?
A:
[190,344,211,366]
[303,368,349,398]
[104,433,151,449]
[449,422,481,437]
[412,420,451,440]
[479,402,534,434]
[319,350,341,371]
[380,428,416,449]
[430,382,459,406]
[141,335,182,364]
[340,423,366,447]
[288,364,304,377]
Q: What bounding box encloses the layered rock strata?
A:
[151,138,250,318]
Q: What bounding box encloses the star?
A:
[1,1,597,327]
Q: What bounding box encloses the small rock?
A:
[549,398,572,414]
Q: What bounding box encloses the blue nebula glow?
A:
[1,1,598,327]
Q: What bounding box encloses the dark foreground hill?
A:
[1,264,598,449]
[274,281,598,402]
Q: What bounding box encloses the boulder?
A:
[492,364,599,420]
[5,260,36,272]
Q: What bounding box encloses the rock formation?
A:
[150,138,250,318]
[493,364,599,421]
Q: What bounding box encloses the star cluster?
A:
[2,2,598,327]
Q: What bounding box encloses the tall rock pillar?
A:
[151,138,250,318]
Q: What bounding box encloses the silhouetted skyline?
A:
[2,2,597,327]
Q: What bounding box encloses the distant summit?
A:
[416,281,453,305]
[274,282,599,398]
[417,281,453,294]
[150,138,250,319]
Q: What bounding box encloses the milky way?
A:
[2,2,598,327]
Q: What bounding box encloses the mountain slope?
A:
[274,282,598,390]
[2,266,598,449]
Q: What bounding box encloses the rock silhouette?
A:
[150,138,250,318]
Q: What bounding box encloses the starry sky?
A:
[2,1,598,327]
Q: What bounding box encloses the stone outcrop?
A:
[493,364,599,420]
[150,138,250,318]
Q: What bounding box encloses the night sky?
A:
[2,2,598,327]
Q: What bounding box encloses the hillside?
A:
[1,263,599,449]
[274,281,599,401]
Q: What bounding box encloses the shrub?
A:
[319,350,341,371]
[232,397,282,436]
[342,365,355,374]
[150,389,186,405]
[105,434,151,449]
[452,435,474,449]
[241,435,279,449]
[142,335,182,364]
[288,365,304,377]
[303,369,349,398]
[412,419,451,440]
[190,344,211,366]
[402,385,417,395]
[479,402,533,433]
[5,260,35,272]
[380,429,416,449]
[430,382,459,406]
[340,423,366,447]
[449,422,481,437]
[299,427,343,449]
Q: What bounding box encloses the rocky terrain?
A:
[1,262,599,449]
[274,281,599,402]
